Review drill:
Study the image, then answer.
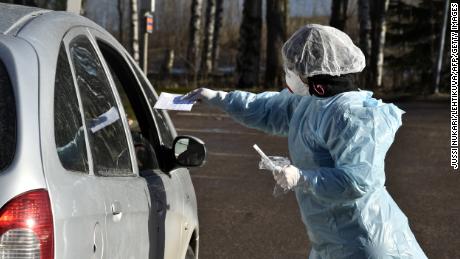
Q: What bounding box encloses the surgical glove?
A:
[274,165,301,190]
[181,88,227,104]
[259,157,277,171]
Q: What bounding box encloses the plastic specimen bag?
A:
[253,145,291,197]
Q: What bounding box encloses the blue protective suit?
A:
[209,89,427,259]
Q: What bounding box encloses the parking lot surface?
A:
[170,99,457,259]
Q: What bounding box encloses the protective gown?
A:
[209,89,427,259]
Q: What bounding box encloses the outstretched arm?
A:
[183,88,301,136]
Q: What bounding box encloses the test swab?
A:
[253,144,276,168]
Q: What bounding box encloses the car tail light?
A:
[0,189,54,259]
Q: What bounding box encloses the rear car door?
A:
[66,29,150,258]
[44,30,108,259]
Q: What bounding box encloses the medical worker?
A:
[182,24,426,258]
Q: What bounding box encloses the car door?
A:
[66,29,150,259]
[88,28,190,259]
[44,33,108,259]
[125,51,195,258]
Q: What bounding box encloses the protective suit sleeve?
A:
[209,89,301,136]
[298,103,404,202]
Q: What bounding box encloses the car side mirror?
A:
[173,136,206,167]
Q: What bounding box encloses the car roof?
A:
[0,3,50,35]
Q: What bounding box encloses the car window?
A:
[128,59,175,148]
[69,35,132,176]
[0,59,16,171]
[54,44,89,173]
[97,41,160,171]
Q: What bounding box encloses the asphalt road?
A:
[170,99,456,259]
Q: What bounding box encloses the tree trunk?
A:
[236,0,262,88]
[370,0,390,89]
[12,0,37,6]
[161,49,175,79]
[187,0,204,75]
[211,0,224,72]
[131,0,140,64]
[200,0,217,77]
[434,0,450,93]
[265,0,288,89]
[66,0,81,13]
[34,0,66,10]
[358,0,371,86]
[118,0,125,45]
[330,0,348,31]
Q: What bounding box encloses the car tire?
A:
[185,246,195,259]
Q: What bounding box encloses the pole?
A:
[434,0,449,94]
[131,0,140,64]
[143,31,149,74]
[143,0,155,74]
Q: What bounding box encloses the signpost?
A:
[143,0,156,74]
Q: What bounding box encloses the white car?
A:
[0,3,203,259]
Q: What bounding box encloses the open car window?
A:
[98,41,161,171]
[126,58,175,148]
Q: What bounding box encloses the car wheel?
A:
[185,246,195,259]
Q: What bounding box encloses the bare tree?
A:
[211,0,224,72]
[131,0,140,64]
[9,0,37,6]
[187,0,204,75]
[42,0,66,9]
[66,0,81,13]
[200,0,217,77]
[118,0,125,45]
[236,0,262,88]
[358,0,371,85]
[330,0,348,31]
[434,0,449,93]
[370,0,390,88]
[80,0,86,14]
[14,0,65,9]
[265,0,288,88]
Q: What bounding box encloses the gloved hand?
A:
[181,88,226,104]
[274,165,302,190]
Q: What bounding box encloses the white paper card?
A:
[90,106,120,133]
[154,92,194,111]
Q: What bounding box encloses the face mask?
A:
[285,69,310,96]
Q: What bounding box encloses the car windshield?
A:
[0,59,16,171]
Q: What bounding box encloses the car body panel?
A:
[0,3,49,35]
[0,34,47,208]
[37,24,150,258]
[0,5,199,259]
[178,170,200,258]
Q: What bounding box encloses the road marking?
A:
[176,128,259,135]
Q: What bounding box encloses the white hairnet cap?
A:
[282,24,365,78]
